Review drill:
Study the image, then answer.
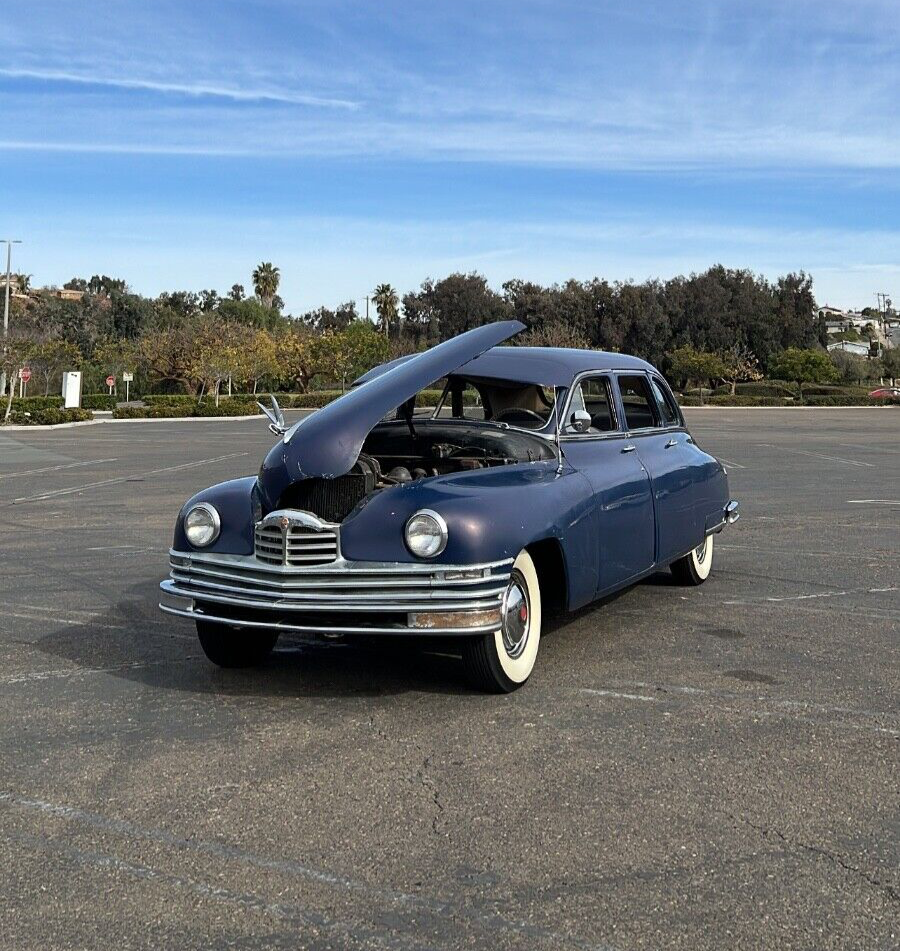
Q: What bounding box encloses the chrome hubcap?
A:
[694,538,708,564]
[501,574,530,659]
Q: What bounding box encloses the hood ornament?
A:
[256,394,287,436]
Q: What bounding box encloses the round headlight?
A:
[404,509,448,559]
[184,502,220,548]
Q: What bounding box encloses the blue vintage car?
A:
[160,321,738,691]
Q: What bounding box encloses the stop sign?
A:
[20,367,31,384]
[106,375,116,387]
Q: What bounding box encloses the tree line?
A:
[3,262,897,408]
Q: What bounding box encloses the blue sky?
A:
[2,0,899,313]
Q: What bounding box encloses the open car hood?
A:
[259,320,525,499]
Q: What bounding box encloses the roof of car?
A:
[355,345,657,388]
[455,346,656,386]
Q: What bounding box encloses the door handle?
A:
[621,444,636,453]
[664,438,678,448]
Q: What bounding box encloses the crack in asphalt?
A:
[730,814,899,904]
[416,754,446,838]
[0,789,610,950]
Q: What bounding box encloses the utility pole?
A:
[1,239,23,400]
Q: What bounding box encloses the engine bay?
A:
[360,419,555,481]
[277,420,555,521]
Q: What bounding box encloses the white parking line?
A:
[716,457,746,469]
[581,688,657,702]
[846,499,900,505]
[0,458,117,480]
[725,585,897,604]
[579,685,900,737]
[756,445,875,468]
[12,452,248,504]
[0,657,201,684]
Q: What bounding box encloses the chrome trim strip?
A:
[172,560,507,590]
[160,580,504,614]
[167,574,508,605]
[159,602,501,636]
[170,548,514,575]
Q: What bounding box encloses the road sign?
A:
[20,367,31,384]
[122,372,134,382]
[106,375,116,387]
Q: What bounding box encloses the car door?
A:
[560,374,656,596]
[614,372,699,565]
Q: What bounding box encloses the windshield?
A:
[428,376,557,430]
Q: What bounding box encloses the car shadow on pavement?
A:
[31,579,482,698]
[32,572,667,699]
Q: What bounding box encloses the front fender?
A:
[173,476,259,554]
[339,461,596,585]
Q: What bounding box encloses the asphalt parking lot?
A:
[0,408,897,950]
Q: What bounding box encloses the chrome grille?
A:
[254,522,339,566]
[167,550,511,613]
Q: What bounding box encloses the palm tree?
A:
[372,283,399,337]
[252,262,281,309]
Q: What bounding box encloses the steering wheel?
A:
[493,408,546,425]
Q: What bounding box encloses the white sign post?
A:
[122,371,134,403]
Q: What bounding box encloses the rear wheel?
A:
[671,534,714,585]
[462,549,542,693]
[196,621,279,668]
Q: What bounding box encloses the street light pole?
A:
[0,239,23,400]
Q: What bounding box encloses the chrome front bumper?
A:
[159,549,512,636]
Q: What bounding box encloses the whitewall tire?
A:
[671,534,714,586]
[462,549,542,692]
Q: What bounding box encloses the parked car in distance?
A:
[869,386,900,399]
[160,321,739,692]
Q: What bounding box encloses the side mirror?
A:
[256,394,287,436]
[569,410,592,434]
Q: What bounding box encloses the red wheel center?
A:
[519,605,528,622]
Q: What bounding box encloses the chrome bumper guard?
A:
[159,549,512,636]
[706,499,740,536]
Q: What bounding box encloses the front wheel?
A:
[671,534,714,585]
[196,620,279,668]
[462,549,542,693]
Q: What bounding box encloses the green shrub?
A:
[112,405,189,419]
[804,395,898,406]
[6,407,93,426]
[800,384,869,398]
[81,393,117,410]
[143,394,198,406]
[736,381,797,397]
[707,395,792,406]
[193,400,264,417]
[113,400,262,419]
[284,391,341,408]
[9,395,65,410]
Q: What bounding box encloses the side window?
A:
[564,376,617,434]
[617,375,659,430]
[650,377,681,427]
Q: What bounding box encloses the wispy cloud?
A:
[0,67,358,109]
